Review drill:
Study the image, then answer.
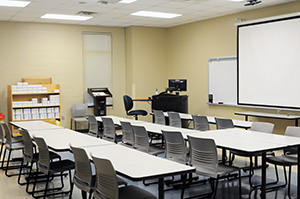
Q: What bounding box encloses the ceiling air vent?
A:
[244,0,262,6]
[171,0,209,4]
[98,0,120,4]
[77,11,98,16]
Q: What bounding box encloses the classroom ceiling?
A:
[0,0,297,28]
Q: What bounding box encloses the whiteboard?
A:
[208,57,237,105]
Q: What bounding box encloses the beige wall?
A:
[167,1,300,134]
[0,22,126,128]
[125,26,168,121]
[1,1,300,132]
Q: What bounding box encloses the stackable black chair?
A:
[18,130,61,194]
[215,117,234,129]
[265,126,300,198]
[185,136,241,198]
[70,145,96,199]
[32,136,75,198]
[123,95,147,120]
[91,156,157,199]
[120,121,135,147]
[229,121,275,188]
[87,115,101,138]
[71,103,88,131]
[102,117,122,143]
[168,112,182,128]
[153,110,166,125]
[1,123,24,176]
[132,125,164,156]
[192,115,210,131]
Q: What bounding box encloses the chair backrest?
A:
[70,145,93,191]
[33,136,50,174]
[123,95,133,113]
[2,123,13,146]
[162,130,186,164]
[250,122,274,134]
[102,117,116,142]
[192,115,210,131]
[120,121,134,146]
[153,110,165,125]
[21,130,34,163]
[284,126,300,155]
[168,112,182,128]
[188,135,218,175]
[72,104,88,117]
[215,117,234,130]
[87,115,99,136]
[92,156,119,199]
[132,125,149,153]
[0,123,5,144]
[285,126,300,137]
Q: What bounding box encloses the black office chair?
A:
[123,95,147,120]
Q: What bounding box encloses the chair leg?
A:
[238,170,242,199]
[5,149,12,177]
[69,170,74,199]
[1,148,6,169]
[26,164,34,194]
[88,190,93,199]
[180,174,187,199]
[212,177,219,199]
[17,158,25,185]
[0,143,4,167]
[32,168,39,198]
[81,191,87,199]
[43,174,50,199]
[288,166,292,199]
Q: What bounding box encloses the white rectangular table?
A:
[95,115,145,126]
[27,128,114,151]
[184,129,300,199]
[235,111,300,126]
[10,121,64,131]
[82,144,195,199]
[93,115,300,198]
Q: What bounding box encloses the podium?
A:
[88,88,112,116]
[152,94,188,113]
[152,93,188,127]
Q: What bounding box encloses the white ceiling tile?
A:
[0,0,296,27]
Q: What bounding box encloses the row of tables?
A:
[10,120,195,199]
[96,115,300,199]
[11,115,300,199]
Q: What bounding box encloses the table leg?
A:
[158,177,164,199]
[297,146,300,198]
[222,148,226,164]
[245,115,248,121]
[296,119,298,127]
[260,152,266,199]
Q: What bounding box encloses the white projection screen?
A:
[238,15,300,109]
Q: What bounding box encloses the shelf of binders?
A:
[8,83,62,132]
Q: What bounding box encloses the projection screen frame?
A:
[237,14,300,110]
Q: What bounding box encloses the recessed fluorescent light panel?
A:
[0,0,31,7]
[131,11,182,19]
[119,0,137,3]
[228,0,244,2]
[41,14,92,21]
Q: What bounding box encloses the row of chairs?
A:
[0,122,157,199]
[153,110,300,198]
[153,110,210,131]
[116,118,240,198]
[83,113,241,198]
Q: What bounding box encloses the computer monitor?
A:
[168,79,187,92]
